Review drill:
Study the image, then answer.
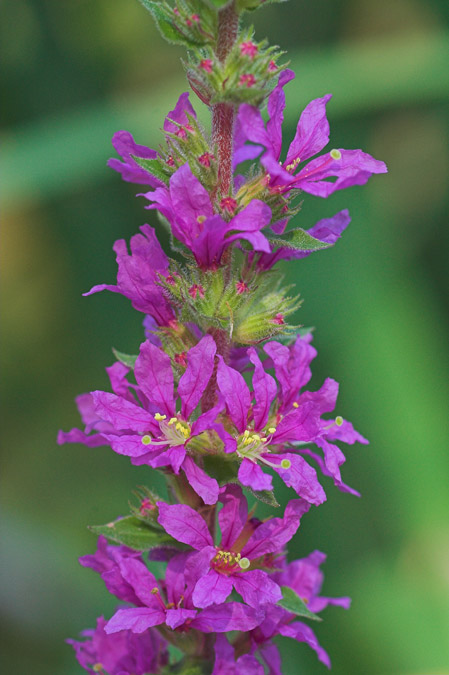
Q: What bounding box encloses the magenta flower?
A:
[108,92,196,186]
[216,349,326,504]
[216,334,367,501]
[237,69,387,197]
[83,224,175,326]
[157,485,310,609]
[248,551,351,671]
[67,615,169,675]
[59,336,223,504]
[101,548,264,636]
[141,163,272,268]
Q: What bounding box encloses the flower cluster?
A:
[62,1,386,673]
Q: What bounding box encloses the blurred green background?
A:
[1,0,449,673]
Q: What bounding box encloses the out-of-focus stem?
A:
[212,1,239,198]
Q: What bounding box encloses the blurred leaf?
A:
[278,586,322,621]
[89,515,177,550]
[131,156,170,185]
[268,228,330,251]
[112,348,138,368]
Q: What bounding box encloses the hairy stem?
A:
[212,1,239,198]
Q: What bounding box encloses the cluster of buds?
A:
[62,0,386,673]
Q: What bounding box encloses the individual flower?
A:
[157,485,310,609]
[67,615,169,675]
[58,336,223,505]
[108,92,196,186]
[141,163,272,268]
[91,544,264,636]
[237,69,387,198]
[247,550,351,671]
[216,334,367,501]
[83,224,175,326]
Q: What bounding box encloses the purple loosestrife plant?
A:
[61,1,386,672]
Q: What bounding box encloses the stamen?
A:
[292,402,299,408]
[168,417,178,426]
[281,459,291,469]
[154,413,166,421]
[268,427,277,434]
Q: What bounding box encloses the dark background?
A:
[1,0,449,673]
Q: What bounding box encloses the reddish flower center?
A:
[200,59,213,73]
[240,41,258,59]
[220,196,238,213]
[211,549,250,575]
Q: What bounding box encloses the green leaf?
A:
[131,156,170,185]
[244,484,280,508]
[278,586,322,621]
[89,515,177,550]
[112,348,138,369]
[138,1,202,48]
[268,228,330,252]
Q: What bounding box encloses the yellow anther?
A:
[141,435,152,445]
[93,665,104,673]
[286,157,301,172]
[235,552,241,561]
[252,434,261,442]
[281,459,291,470]
[197,215,206,224]
[150,587,160,594]
[243,437,251,445]
[335,416,344,427]
[175,422,182,431]
[154,413,166,421]
[239,557,250,570]
[330,149,342,160]
[243,430,250,438]
[293,402,299,408]
[168,417,178,426]
[261,437,268,442]
[268,427,276,434]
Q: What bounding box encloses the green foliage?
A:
[278,586,322,621]
[89,515,181,550]
[267,228,331,252]
[131,156,171,185]
[244,484,280,507]
[137,0,217,48]
[112,348,138,369]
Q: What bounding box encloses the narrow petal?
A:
[103,433,161,458]
[238,459,273,492]
[163,92,196,133]
[242,499,310,559]
[193,569,234,608]
[108,130,160,186]
[57,428,107,448]
[190,602,265,633]
[170,163,213,227]
[117,557,159,606]
[260,643,282,675]
[233,569,282,607]
[216,356,251,433]
[134,341,174,417]
[178,336,217,419]
[285,94,332,166]
[266,69,296,159]
[165,608,197,629]
[274,453,326,505]
[297,377,339,415]
[182,455,219,505]
[218,484,247,550]
[248,347,277,430]
[279,621,331,668]
[237,104,272,153]
[157,502,213,550]
[273,403,321,444]
[105,607,165,634]
[91,391,155,433]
